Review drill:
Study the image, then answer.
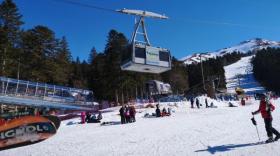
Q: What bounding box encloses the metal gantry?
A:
[0,76,95,110]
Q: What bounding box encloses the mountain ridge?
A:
[181,38,280,65]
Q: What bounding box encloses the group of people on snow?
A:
[81,111,103,124]
[155,104,171,117]
[190,97,215,109]
[119,105,136,124]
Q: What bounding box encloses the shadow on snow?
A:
[195,142,265,154]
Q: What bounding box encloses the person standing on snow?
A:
[81,111,86,124]
[190,97,194,108]
[124,105,130,123]
[196,98,200,109]
[119,105,126,124]
[252,94,280,143]
[129,106,136,122]
[205,98,209,108]
[241,98,245,106]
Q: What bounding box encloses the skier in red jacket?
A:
[252,94,280,143]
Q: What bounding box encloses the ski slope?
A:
[1,98,280,156]
[224,56,265,94]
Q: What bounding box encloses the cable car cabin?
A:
[146,80,172,96]
[121,44,171,74]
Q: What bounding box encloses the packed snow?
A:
[2,97,280,156]
[224,56,265,94]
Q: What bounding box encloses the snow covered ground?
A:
[224,56,265,94]
[2,98,280,156]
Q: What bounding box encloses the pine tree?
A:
[103,30,128,101]
[21,25,58,82]
[54,36,72,85]
[88,46,97,64]
[0,0,24,77]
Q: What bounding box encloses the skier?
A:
[190,97,194,108]
[196,98,200,108]
[119,105,126,124]
[205,98,209,108]
[252,94,280,143]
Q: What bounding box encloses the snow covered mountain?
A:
[180,53,216,65]
[181,38,280,65]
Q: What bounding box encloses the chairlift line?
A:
[52,0,169,19]
[51,0,116,13]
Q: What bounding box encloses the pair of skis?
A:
[0,115,60,151]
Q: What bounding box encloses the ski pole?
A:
[251,115,261,141]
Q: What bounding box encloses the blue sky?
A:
[10,0,280,61]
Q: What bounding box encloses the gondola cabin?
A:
[121,44,171,74]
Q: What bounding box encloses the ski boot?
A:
[265,137,274,143]
[274,135,280,141]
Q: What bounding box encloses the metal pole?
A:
[35,82,38,96]
[15,79,19,95]
[43,84,47,98]
[25,81,29,95]
[53,85,55,96]
[2,48,6,76]
[255,125,261,141]
[136,86,138,100]
[17,58,20,80]
[2,48,6,94]
[4,78,9,95]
